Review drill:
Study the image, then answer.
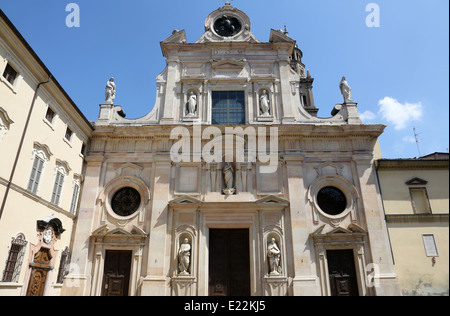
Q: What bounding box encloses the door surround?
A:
[101,250,132,296]
[311,224,370,296]
[208,229,251,296]
[89,225,147,296]
[199,211,259,296]
[170,195,290,296]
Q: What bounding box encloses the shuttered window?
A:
[51,172,65,205]
[27,156,44,194]
[69,184,80,214]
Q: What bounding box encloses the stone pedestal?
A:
[263,276,288,296]
[171,276,197,296]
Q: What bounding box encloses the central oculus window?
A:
[212,91,245,125]
[111,187,141,217]
[317,186,347,216]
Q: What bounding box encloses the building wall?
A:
[388,221,449,296]
[377,160,449,296]
[0,12,92,296]
[379,169,448,215]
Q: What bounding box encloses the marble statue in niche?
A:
[267,238,282,275]
[260,90,270,116]
[222,162,235,195]
[178,238,191,275]
[186,91,197,117]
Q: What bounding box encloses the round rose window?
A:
[317,186,347,216]
[111,187,141,217]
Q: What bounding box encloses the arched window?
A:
[2,233,27,283]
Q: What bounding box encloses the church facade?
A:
[60,4,401,296]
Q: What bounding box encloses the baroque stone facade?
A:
[61,4,401,296]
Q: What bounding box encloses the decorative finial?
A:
[284,25,289,36]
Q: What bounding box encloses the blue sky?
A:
[1,0,448,158]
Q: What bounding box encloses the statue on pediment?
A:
[339,76,353,103]
[105,77,116,105]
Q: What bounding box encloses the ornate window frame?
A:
[99,176,151,225]
[308,174,359,225]
[0,106,14,140]
[1,233,28,283]
[0,56,24,94]
[27,142,53,195]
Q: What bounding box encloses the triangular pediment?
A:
[314,161,344,177]
[348,223,367,234]
[91,225,110,236]
[328,227,353,235]
[91,225,148,238]
[256,195,290,206]
[212,59,245,70]
[130,225,148,237]
[405,177,428,185]
[116,162,144,177]
[109,228,132,236]
[169,195,202,206]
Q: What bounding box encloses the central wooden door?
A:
[102,250,132,296]
[327,250,359,296]
[209,229,250,296]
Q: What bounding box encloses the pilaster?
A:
[61,155,104,296]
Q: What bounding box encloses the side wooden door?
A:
[102,250,132,296]
[327,249,359,296]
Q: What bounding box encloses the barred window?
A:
[2,234,27,283]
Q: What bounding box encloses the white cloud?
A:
[359,110,377,122]
[402,135,416,143]
[378,97,423,130]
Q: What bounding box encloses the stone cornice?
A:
[385,214,449,223]
[90,124,386,139]
[376,159,449,170]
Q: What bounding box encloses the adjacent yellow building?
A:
[376,153,449,296]
[0,9,93,296]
